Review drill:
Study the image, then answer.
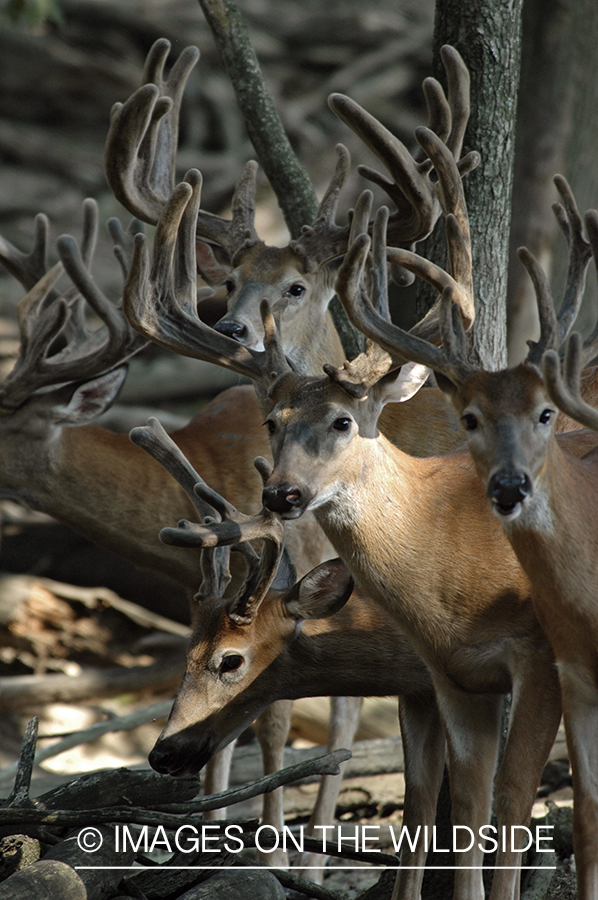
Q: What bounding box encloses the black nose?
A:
[488,469,531,513]
[263,484,304,514]
[148,743,172,775]
[215,320,247,341]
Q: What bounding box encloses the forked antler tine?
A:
[105,85,174,224]
[335,235,470,385]
[0,212,49,291]
[329,92,435,245]
[0,264,67,411]
[107,216,146,281]
[123,170,268,383]
[105,39,199,226]
[424,45,471,160]
[160,470,285,623]
[552,175,593,345]
[57,234,147,366]
[521,177,594,367]
[543,333,598,432]
[129,417,218,521]
[289,145,353,269]
[328,46,477,249]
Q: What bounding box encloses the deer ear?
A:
[379,362,430,405]
[195,241,232,286]
[284,558,353,621]
[54,366,127,425]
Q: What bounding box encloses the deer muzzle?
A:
[487,468,532,517]
[262,482,309,517]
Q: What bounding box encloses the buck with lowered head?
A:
[342,164,598,900]
[131,416,443,891]
[121,156,598,900]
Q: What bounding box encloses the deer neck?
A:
[502,440,598,652]
[310,435,531,666]
[285,303,345,374]
[295,599,431,697]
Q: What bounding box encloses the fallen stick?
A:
[0,749,351,827]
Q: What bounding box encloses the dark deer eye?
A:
[333,417,351,432]
[220,655,243,674]
[285,283,305,299]
[539,409,552,425]
[264,419,276,435]
[461,413,478,431]
[224,279,235,294]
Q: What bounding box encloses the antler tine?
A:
[328,45,478,251]
[290,144,352,269]
[552,175,593,345]
[543,333,598,432]
[580,209,598,364]
[0,212,50,292]
[122,168,275,385]
[522,176,593,367]
[160,457,285,624]
[129,416,218,521]
[335,230,473,388]
[57,232,147,368]
[105,39,199,226]
[0,264,67,412]
[426,44,471,161]
[107,216,146,282]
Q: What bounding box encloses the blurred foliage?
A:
[2,0,62,30]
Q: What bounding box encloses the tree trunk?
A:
[417,0,524,370]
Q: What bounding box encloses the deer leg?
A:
[203,740,236,821]
[559,664,598,900]
[298,695,364,882]
[391,692,446,900]
[435,681,504,900]
[254,698,294,869]
[489,651,562,900]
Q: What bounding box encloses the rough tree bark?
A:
[417,0,524,370]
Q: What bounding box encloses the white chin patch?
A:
[491,499,523,522]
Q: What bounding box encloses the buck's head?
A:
[130,417,353,777]
[260,353,430,519]
[198,239,338,362]
[438,365,558,521]
[334,170,598,527]
[148,556,353,777]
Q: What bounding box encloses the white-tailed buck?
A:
[121,160,598,900]
[341,162,598,900]
[0,200,345,857]
[132,416,443,891]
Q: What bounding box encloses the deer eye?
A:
[332,417,351,432]
[461,413,478,431]
[285,283,305,299]
[539,408,552,425]
[220,654,243,675]
[264,419,276,435]
[224,279,235,294]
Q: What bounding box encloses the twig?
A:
[0,748,351,826]
[3,716,39,808]
[0,701,173,787]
